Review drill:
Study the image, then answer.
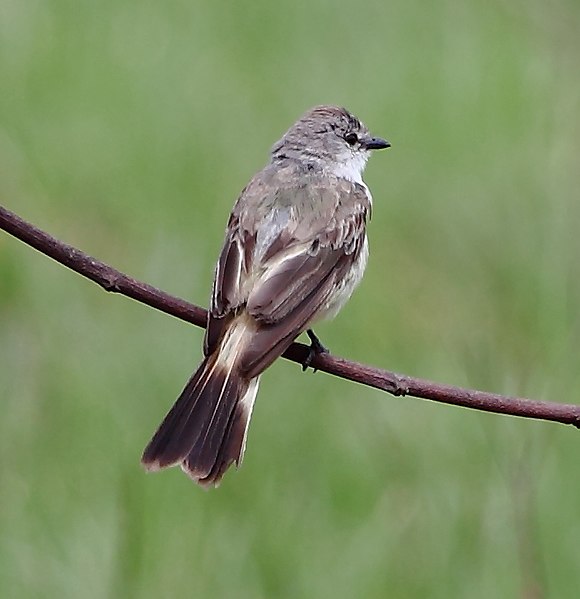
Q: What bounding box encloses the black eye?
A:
[344,132,358,146]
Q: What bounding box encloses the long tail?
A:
[141,324,259,487]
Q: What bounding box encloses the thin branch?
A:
[1,203,579,429]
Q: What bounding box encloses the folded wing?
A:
[204,174,371,377]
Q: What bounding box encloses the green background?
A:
[1,1,580,597]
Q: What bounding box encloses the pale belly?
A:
[315,234,369,323]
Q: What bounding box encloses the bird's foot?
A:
[302,329,329,372]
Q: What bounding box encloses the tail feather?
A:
[183,377,259,487]
[142,318,263,487]
[185,368,242,479]
[142,347,259,486]
[141,354,219,469]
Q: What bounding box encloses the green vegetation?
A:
[1,1,580,597]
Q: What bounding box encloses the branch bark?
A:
[1,203,579,429]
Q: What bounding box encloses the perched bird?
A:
[142,105,390,486]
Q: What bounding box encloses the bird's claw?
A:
[301,329,329,372]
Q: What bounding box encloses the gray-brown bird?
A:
[142,105,389,486]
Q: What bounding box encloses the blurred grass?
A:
[1,0,580,597]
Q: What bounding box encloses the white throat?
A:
[327,151,368,185]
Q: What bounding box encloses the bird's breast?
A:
[316,234,369,323]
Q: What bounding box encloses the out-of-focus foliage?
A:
[1,1,580,597]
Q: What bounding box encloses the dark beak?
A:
[363,136,391,150]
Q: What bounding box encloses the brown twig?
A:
[1,203,579,428]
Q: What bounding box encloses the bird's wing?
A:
[203,209,255,356]
[204,175,371,376]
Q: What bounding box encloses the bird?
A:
[141,105,390,487]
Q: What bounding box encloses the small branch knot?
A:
[99,273,123,292]
[392,377,409,397]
